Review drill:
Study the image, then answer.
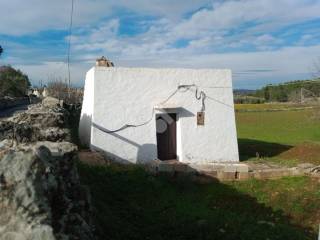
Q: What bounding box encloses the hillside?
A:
[253,79,320,102]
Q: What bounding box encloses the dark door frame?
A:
[156,113,177,160]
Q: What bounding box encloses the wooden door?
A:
[156,113,177,160]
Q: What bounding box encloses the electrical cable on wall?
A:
[195,87,206,111]
[93,84,233,134]
[160,84,194,106]
[93,108,156,134]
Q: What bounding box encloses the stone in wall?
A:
[0,142,94,240]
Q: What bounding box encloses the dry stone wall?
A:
[0,103,70,144]
[0,99,95,240]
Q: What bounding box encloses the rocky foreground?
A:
[0,98,95,240]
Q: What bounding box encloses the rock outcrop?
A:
[0,98,95,240]
[0,142,94,240]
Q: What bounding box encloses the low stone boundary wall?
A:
[78,152,320,181]
[144,160,320,181]
[0,99,96,239]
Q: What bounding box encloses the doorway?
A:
[156,113,177,160]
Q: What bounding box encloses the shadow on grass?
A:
[238,138,293,161]
[78,162,315,240]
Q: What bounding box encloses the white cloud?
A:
[296,34,314,46]
[0,0,209,35]
[13,44,320,89]
[87,19,120,42]
[168,0,320,43]
[2,0,320,89]
[0,0,101,35]
[3,0,318,36]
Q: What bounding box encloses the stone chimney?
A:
[96,56,114,67]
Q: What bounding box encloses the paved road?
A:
[0,104,30,119]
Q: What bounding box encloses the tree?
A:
[0,65,31,97]
[0,46,3,56]
[278,85,288,102]
[264,86,271,101]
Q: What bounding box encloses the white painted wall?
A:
[79,68,94,146]
[80,67,239,164]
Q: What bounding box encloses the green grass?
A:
[78,163,319,240]
[236,109,320,145]
[236,107,320,165]
[230,177,320,227]
[235,103,319,111]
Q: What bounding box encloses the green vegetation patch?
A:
[230,177,320,232]
[235,103,319,112]
[0,65,30,97]
[79,163,318,240]
[236,108,320,165]
[253,79,320,102]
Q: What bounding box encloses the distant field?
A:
[236,104,320,165]
[235,103,319,111]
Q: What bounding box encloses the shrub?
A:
[0,65,31,97]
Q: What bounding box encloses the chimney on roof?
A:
[96,56,114,67]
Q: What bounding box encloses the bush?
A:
[0,65,31,97]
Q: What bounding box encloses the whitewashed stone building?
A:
[79,58,239,165]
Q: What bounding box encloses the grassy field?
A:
[235,103,319,111]
[236,104,320,165]
[77,103,320,239]
[79,163,319,240]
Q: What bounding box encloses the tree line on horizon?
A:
[251,79,320,102]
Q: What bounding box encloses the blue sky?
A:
[0,0,320,89]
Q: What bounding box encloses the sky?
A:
[0,0,320,89]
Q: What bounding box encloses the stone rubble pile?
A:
[0,99,95,240]
[0,102,70,144]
